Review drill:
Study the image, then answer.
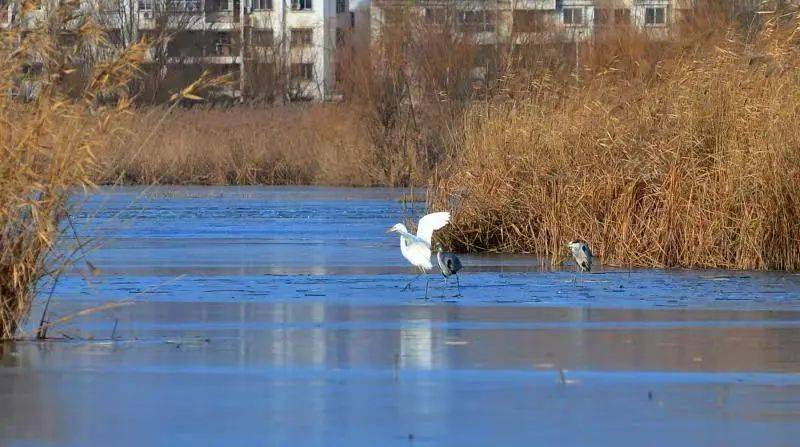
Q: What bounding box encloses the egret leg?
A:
[455,275,462,297]
[402,273,423,291]
[424,279,430,299]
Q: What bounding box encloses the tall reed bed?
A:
[0,5,147,338]
[98,104,430,187]
[434,14,800,271]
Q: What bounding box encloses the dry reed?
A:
[0,1,221,339]
[434,12,800,271]
[97,103,432,187]
[0,14,148,338]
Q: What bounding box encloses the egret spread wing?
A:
[415,212,451,245]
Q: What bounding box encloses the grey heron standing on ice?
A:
[435,243,462,296]
[387,211,451,297]
[567,239,593,280]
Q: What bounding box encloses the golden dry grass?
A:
[0,12,149,338]
[0,1,224,339]
[98,104,433,187]
[433,15,800,271]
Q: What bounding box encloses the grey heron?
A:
[387,211,451,296]
[566,239,593,280]
[435,242,463,296]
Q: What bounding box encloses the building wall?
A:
[248,0,348,99]
[371,0,689,48]
[2,0,350,101]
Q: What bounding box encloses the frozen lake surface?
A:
[1,186,799,446]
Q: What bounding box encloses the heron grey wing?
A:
[445,257,454,273]
[436,251,447,272]
[450,254,462,273]
[582,244,593,258]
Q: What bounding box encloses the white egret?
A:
[387,211,451,295]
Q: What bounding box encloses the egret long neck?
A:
[399,233,410,255]
[395,227,414,239]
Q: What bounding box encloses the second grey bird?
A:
[567,239,593,273]
[435,243,463,296]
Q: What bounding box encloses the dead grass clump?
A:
[434,14,800,271]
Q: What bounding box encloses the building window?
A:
[138,0,153,11]
[424,7,448,25]
[645,7,666,26]
[291,63,314,80]
[169,0,201,11]
[248,29,274,59]
[251,29,273,47]
[290,28,313,46]
[562,7,583,26]
[251,0,271,10]
[614,8,631,25]
[594,8,609,26]
[336,0,345,13]
[514,10,545,32]
[458,10,495,32]
[205,0,229,11]
[291,0,311,11]
[336,28,345,45]
[214,32,232,56]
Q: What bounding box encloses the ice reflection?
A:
[3,301,800,446]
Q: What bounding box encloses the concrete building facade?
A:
[371,0,696,46]
[2,0,352,100]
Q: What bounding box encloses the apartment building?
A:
[2,0,352,100]
[371,0,695,46]
[515,0,694,41]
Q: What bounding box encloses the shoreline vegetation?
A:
[1,16,143,338]
[2,1,800,338]
[99,104,434,187]
[431,19,800,271]
[0,3,220,338]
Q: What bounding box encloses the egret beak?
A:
[386,228,394,234]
